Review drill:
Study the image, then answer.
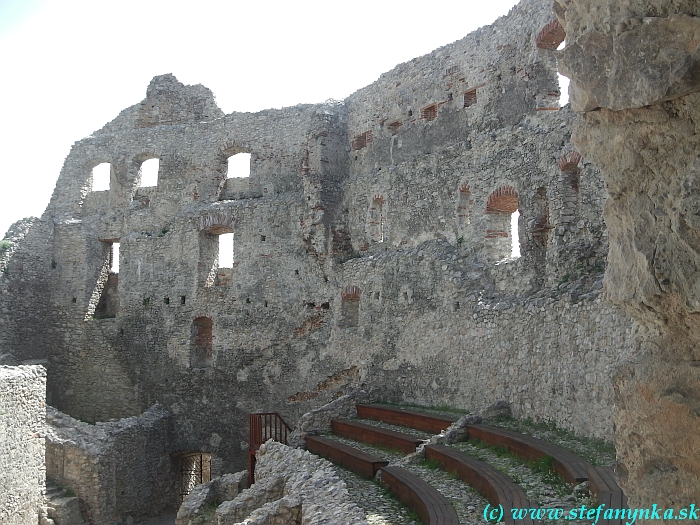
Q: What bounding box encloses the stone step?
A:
[305,434,388,479]
[356,404,458,434]
[331,419,424,454]
[45,486,65,500]
[380,466,459,525]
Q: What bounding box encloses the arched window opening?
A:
[191,317,213,368]
[92,163,111,192]
[227,153,251,178]
[339,286,361,328]
[179,453,211,501]
[485,186,520,261]
[139,158,159,187]
[218,232,234,268]
[367,196,386,243]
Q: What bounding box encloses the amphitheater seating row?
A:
[301,404,627,525]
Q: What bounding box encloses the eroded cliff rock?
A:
[557,0,700,511]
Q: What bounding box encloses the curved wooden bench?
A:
[331,419,423,454]
[357,404,458,433]
[305,435,388,479]
[424,445,541,525]
[466,424,590,484]
[587,466,628,525]
[380,466,458,525]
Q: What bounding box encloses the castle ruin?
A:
[1,0,698,523]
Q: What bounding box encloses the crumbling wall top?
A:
[94,73,225,135]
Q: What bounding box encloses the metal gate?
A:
[179,453,211,500]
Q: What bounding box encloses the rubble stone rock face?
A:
[0,365,46,525]
[556,0,700,511]
[243,441,367,525]
[0,0,652,517]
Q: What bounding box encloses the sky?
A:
[0,0,534,237]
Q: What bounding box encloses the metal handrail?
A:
[248,412,292,484]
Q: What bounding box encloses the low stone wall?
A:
[45,403,176,525]
[0,365,46,525]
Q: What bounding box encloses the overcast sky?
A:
[0,0,527,237]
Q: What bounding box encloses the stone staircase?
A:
[40,481,86,525]
[305,404,627,525]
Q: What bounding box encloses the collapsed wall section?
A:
[0,365,46,525]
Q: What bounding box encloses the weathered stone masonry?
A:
[0,365,46,525]
[0,0,646,519]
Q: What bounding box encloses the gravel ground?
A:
[335,467,420,525]
[451,440,596,525]
[487,417,616,466]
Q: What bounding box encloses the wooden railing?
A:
[248,412,292,484]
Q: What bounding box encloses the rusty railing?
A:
[248,412,292,484]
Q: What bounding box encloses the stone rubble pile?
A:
[176,471,249,525]
[216,441,369,525]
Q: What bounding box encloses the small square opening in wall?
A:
[180,296,186,305]
[227,153,251,178]
[464,89,478,108]
[420,104,437,121]
[140,158,159,187]
[92,163,111,191]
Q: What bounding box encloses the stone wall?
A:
[0,0,639,502]
[45,403,176,524]
[555,0,700,512]
[0,365,46,525]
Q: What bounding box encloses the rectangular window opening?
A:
[227,153,251,178]
[111,242,120,273]
[218,233,234,268]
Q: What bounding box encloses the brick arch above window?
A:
[341,285,362,300]
[198,212,237,234]
[485,185,519,215]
